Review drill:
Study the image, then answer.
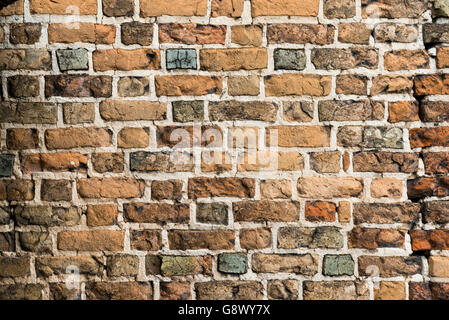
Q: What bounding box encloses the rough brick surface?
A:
[0,0,446,301]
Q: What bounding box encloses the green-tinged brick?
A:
[323,254,354,276]
[218,253,247,274]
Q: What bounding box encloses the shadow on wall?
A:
[0,0,19,10]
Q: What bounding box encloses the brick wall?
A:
[0,0,448,300]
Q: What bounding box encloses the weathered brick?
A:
[188,177,254,199]
[370,178,403,199]
[7,76,39,98]
[268,280,298,300]
[100,100,165,121]
[132,230,162,251]
[0,154,14,177]
[283,101,314,122]
[87,204,118,227]
[0,257,30,277]
[36,256,102,277]
[371,75,413,95]
[58,230,124,251]
[56,49,89,72]
[228,76,260,96]
[423,201,449,224]
[172,101,204,122]
[305,201,337,222]
[231,25,262,46]
[93,49,160,71]
[323,255,354,276]
[252,253,318,275]
[252,0,319,17]
[77,178,144,199]
[151,180,183,201]
[424,24,449,44]
[312,48,378,70]
[268,24,334,45]
[140,0,207,16]
[274,49,306,71]
[410,127,449,148]
[324,0,356,18]
[107,255,139,277]
[30,0,97,14]
[45,127,112,149]
[218,253,247,274]
[168,230,235,250]
[209,101,277,122]
[310,151,340,173]
[411,229,449,251]
[117,77,150,97]
[336,75,368,95]
[420,101,449,122]
[374,23,418,43]
[14,206,80,227]
[130,151,194,173]
[353,203,420,224]
[212,0,244,17]
[349,227,405,249]
[195,281,263,300]
[92,153,124,173]
[240,228,271,250]
[361,0,430,18]
[375,282,406,300]
[86,282,152,300]
[278,226,343,249]
[125,203,189,224]
[0,232,14,251]
[384,50,430,71]
[268,126,330,147]
[48,23,115,44]
[338,23,371,44]
[10,23,41,44]
[21,153,88,173]
[155,76,222,96]
[297,177,363,198]
[0,284,43,300]
[318,100,384,121]
[45,75,112,98]
[265,74,332,96]
[388,101,419,123]
[41,180,72,202]
[159,24,226,44]
[121,22,153,45]
[0,179,34,201]
[260,180,292,199]
[303,281,369,300]
[233,201,300,222]
[408,177,449,200]
[63,103,95,124]
[166,49,197,70]
[0,0,24,15]
[19,232,52,254]
[118,127,149,148]
[103,0,133,17]
[414,74,449,96]
[196,202,228,225]
[161,256,212,276]
[160,282,191,300]
[353,152,419,173]
[0,102,56,124]
[358,256,422,277]
[200,48,267,71]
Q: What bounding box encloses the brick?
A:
[424,151,449,175]
[414,74,449,96]
[303,281,369,300]
[336,75,368,95]
[324,0,356,18]
[318,100,384,121]
[384,50,430,71]
[337,127,361,148]
[265,74,332,96]
[349,227,405,249]
[409,127,449,148]
[103,0,133,16]
[160,282,191,300]
[212,0,244,17]
[131,230,162,251]
[370,178,403,199]
[118,127,149,148]
[358,256,422,277]
[374,23,418,43]
[1,102,56,124]
[107,255,139,277]
[168,230,235,250]
[0,26,4,42]
[209,101,277,122]
[200,48,267,71]
[353,152,419,173]
[196,202,228,225]
[278,226,343,249]
[8,76,39,98]
[429,256,449,277]
[375,282,406,300]
[260,179,292,199]
[0,257,30,277]
[195,281,263,300]
[0,0,24,15]
[228,76,260,96]
[268,126,330,147]
[45,75,112,98]
[45,127,112,149]
[86,282,152,300]
[140,0,207,16]
[125,203,189,224]
[231,25,262,46]
[92,153,124,173]
[338,201,351,223]
[172,101,204,122]
[423,201,449,224]
[283,101,313,122]
[100,100,165,121]
[424,24,449,44]
[130,151,194,173]
[151,180,183,201]
[268,280,298,300]
[36,256,102,277]
[21,153,88,173]
[188,177,255,199]
[0,49,51,70]
[408,177,449,200]
[77,178,144,199]
[323,255,354,276]
[437,47,449,68]
[361,0,430,18]
[312,48,378,70]
[121,22,153,45]
[411,229,449,251]
[310,151,340,173]
[388,101,419,123]
[87,204,118,227]
[0,155,14,177]
[338,23,371,44]
[41,179,72,201]
[159,24,226,45]
[434,0,449,17]
[58,230,124,251]
[420,101,449,122]
[274,49,306,71]
[234,201,300,222]
[252,0,319,17]
[117,77,150,97]
[93,49,160,71]
[48,23,115,44]
[155,76,222,96]
[353,203,420,224]
[240,228,271,250]
[30,0,97,14]
[305,201,337,222]
[252,253,317,275]
[18,232,51,254]
[218,253,247,274]
[0,232,14,251]
[10,23,41,44]
[166,49,197,70]
[63,103,95,124]
[56,49,89,71]
[0,284,43,300]
[0,180,34,201]
[371,75,413,95]
[297,177,363,198]
[14,206,80,227]
[268,24,334,45]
